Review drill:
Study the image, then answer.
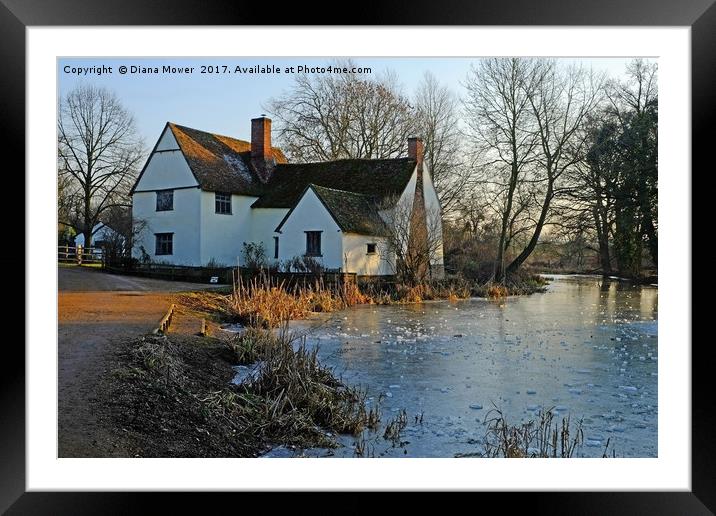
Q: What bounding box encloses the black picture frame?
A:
[3,0,707,512]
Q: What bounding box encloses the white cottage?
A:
[131,117,444,277]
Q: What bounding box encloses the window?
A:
[366,243,377,254]
[305,231,322,256]
[155,233,173,255]
[156,190,174,211]
[215,192,232,214]
[273,236,279,259]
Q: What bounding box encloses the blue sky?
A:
[58,57,646,149]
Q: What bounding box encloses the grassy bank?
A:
[104,327,381,457]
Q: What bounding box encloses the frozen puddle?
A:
[220,323,244,333]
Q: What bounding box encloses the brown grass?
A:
[486,284,509,299]
[480,405,602,458]
[228,277,378,328]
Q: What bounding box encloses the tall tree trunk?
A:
[613,201,641,278]
[641,212,658,266]
[494,162,519,282]
[593,205,612,275]
[638,181,658,267]
[83,186,92,248]
[505,181,553,275]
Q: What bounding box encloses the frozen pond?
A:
[264,275,658,458]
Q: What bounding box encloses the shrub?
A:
[241,242,267,270]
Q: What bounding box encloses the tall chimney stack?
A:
[251,116,274,183]
[408,137,424,165]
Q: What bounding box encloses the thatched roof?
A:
[131,123,287,195]
[275,184,392,237]
[168,123,287,195]
[251,158,416,209]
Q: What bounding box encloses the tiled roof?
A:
[251,158,416,209]
[275,184,392,237]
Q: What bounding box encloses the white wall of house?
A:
[132,187,202,265]
[249,207,289,264]
[131,126,203,265]
[133,129,198,192]
[379,167,417,226]
[198,192,257,267]
[342,233,392,276]
[422,164,445,269]
[378,167,418,260]
[276,188,343,270]
[155,126,179,151]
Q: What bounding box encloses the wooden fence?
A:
[103,262,235,284]
[58,245,104,265]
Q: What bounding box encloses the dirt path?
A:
[57,266,220,457]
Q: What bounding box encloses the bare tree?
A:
[463,58,540,281]
[58,84,144,247]
[414,72,469,215]
[57,173,79,244]
[505,62,604,275]
[100,205,148,264]
[379,194,444,285]
[266,61,417,162]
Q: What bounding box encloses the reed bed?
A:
[178,271,543,332]
[230,276,376,328]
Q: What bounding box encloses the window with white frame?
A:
[215,192,232,214]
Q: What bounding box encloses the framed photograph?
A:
[5,0,708,511]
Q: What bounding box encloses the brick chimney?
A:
[251,116,272,161]
[251,116,273,183]
[408,137,424,165]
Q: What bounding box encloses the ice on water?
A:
[275,275,657,458]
